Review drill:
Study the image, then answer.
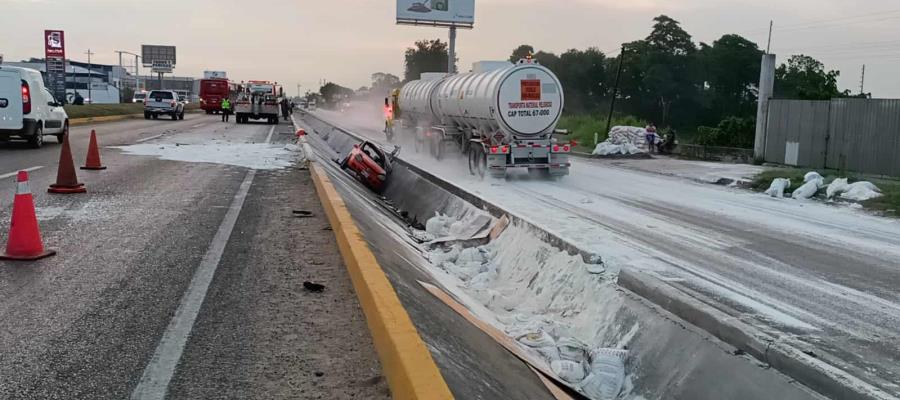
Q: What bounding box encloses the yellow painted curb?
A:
[69,114,143,126]
[309,163,454,400]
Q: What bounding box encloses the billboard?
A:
[397,0,474,28]
[141,45,176,66]
[44,30,67,104]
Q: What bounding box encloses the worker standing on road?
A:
[281,98,290,122]
[221,97,232,122]
[645,123,658,153]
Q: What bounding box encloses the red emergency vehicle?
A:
[199,79,238,114]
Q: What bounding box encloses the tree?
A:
[509,45,535,62]
[699,34,764,120]
[370,72,401,94]
[556,48,607,113]
[617,15,701,126]
[775,55,846,100]
[319,82,354,108]
[404,39,450,82]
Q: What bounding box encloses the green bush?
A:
[694,116,755,148]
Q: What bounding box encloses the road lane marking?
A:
[136,134,164,143]
[131,169,256,400]
[191,123,204,129]
[265,125,275,144]
[0,166,44,180]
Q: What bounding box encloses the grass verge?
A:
[751,167,900,217]
[65,102,200,119]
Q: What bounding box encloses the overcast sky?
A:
[3,0,900,97]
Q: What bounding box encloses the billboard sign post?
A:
[142,45,176,90]
[44,30,67,104]
[397,0,475,74]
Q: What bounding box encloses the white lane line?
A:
[131,169,257,400]
[136,134,164,143]
[0,166,44,180]
[265,125,275,145]
[191,123,204,129]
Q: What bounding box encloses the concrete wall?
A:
[765,98,900,176]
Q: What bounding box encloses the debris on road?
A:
[841,181,883,201]
[292,210,314,218]
[303,282,326,293]
[592,126,649,156]
[764,172,883,204]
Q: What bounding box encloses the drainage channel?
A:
[298,112,824,400]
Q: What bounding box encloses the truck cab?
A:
[0,65,68,148]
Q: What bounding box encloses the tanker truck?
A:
[388,58,570,178]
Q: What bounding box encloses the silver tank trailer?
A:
[397,59,570,178]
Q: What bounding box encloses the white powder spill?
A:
[113,140,297,170]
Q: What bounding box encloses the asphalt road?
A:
[0,115,386,399]
[311,106,900,396]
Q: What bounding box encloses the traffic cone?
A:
[1,171,56,261]
[81,130,107,170]
[48,133,86,194]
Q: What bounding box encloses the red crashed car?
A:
[338,141,399,193]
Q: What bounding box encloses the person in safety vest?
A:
[221,97,232,122]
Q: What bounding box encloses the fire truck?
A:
[235,80,283,124]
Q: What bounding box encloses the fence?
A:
[764,98,900,176]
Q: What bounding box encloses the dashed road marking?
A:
[136,134,164,143]
[265,125,275,144]
[131,169,256,400]
[0,166,44,180]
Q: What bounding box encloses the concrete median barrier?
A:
[308,162,453,400]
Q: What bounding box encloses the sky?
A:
[3,0,900,97]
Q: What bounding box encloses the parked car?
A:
[0,64,68,148]
[132,92,147,103]
[144,90,185,120]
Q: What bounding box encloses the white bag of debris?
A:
[841,181,883,201]
[425,213,454,237]
[791,180,822,199]
[764,178,791,198]
[592,142,622,156]
[457,247,486,264]
[804,171,824,184]
[551,360,587,384]
[517,331,561,362]
[557,337,589,363]
[826,178,850,199]
[581,348,628,400]
[430,246,460,265]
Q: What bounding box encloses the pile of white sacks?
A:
[765,171,883,201]
[518,332,627,399]
[592,126,650,156]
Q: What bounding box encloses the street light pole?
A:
[85,48,95,103]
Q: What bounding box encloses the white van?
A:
[0,65,68,148]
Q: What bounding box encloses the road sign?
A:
[141,45,176,67]
[151,60,173,74]
[44,30,67,104]
[396,0,474,28]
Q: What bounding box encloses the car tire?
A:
[152,114,158,120]
[56,121,68,143]
[28,125,43,149]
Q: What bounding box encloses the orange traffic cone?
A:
[1,171,56,261]
[81,130,107,170]
[48,133,86,194]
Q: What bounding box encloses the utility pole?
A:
[448,26,457,74]
[859,64,866,95]
[766,20,774,54]
[85,49,95,103]
[297,84,301,98]
[600,45,626,146]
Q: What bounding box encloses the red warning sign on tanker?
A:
[520,79,541,101]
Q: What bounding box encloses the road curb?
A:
[308,162,454,400]
[617,269,893,400]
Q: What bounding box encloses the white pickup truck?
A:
[144,90,185,120]
[0,65,68,148]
